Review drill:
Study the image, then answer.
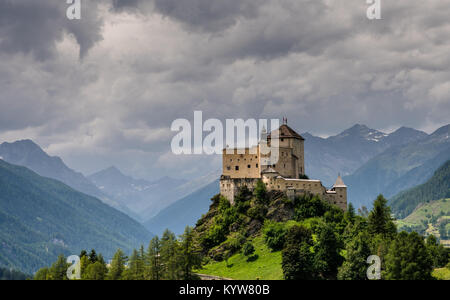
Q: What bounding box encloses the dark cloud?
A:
[1,0,450,180]
[0,0,103,59]
[152,0,263,32]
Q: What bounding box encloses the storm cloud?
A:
[0,0,449,180]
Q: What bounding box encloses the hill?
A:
[344,124,450,208]
[395,199,450,243]
[144,180,219,236]
[390,160,450,218]
[0,159,153,273]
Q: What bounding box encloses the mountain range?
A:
[88,167,220,220]
[1,123,449,244]
[390,159,450,218]
[143,180,219,236]
[303,125,428,186]
[88,166,187,219]
[0,159,152,274]
[0,140,136,218]
[344,124,450,208]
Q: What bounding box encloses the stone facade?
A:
[220,124,347,210]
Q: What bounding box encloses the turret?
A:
[331,174,347,211]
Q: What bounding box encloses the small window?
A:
[256,164,259,168]
[248,165,251,169]
[226,166,231,171]
[235,166,239,171]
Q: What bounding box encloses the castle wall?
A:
[222,147,261,179]
[221,174,347,211]
[220,177,259,205]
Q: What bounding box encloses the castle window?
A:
[235,166,239,171]
[227,166,231,171]
[248,165,251,169]
[281,138,284,142]
[256,164,259,168]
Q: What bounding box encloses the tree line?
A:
[34,227,202,280]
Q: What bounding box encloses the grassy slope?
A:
[196,235,283,280]
[390,160,450,218]
[432,267,450,280]
[402,199,450,225]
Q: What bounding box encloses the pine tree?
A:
[282,225,316,280]
[384,232,433,280]
[160,229,180,280]
[107,249,127,280]
[34,267,50,280]
[84,261,107,280]
[338,232,371,280]
[426,235,449,268]
[88,249,98,263]
[48,255,68,280]
[80,255,90,279]
[146,236,162,280]
[368,195,396,237]
[313,223,344,279]
[180,226,201,280]
[344,203,356,224]
[124,249,141,280]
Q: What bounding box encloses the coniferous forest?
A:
[34,182,450,280]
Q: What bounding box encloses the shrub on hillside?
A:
[263,221,287,251]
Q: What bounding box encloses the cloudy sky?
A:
[0,0,449,180]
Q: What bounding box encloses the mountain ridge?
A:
[0,159,153,273]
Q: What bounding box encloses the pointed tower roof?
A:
[268,124,305,140]
[333,175,347,188]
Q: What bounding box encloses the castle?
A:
[220,123,347,210]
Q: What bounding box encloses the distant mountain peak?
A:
[104,166,125,176]
[1,139,45,153]
[431,124,450,137]
[334,124,387,142]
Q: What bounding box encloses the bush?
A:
[247,204,267,221]
[263,221,287,251]
[242,242,255,257]
[294,194,330,220]
[253,180,268,204]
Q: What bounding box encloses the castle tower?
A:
[330,175,347,210]
[267,124,305,179]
